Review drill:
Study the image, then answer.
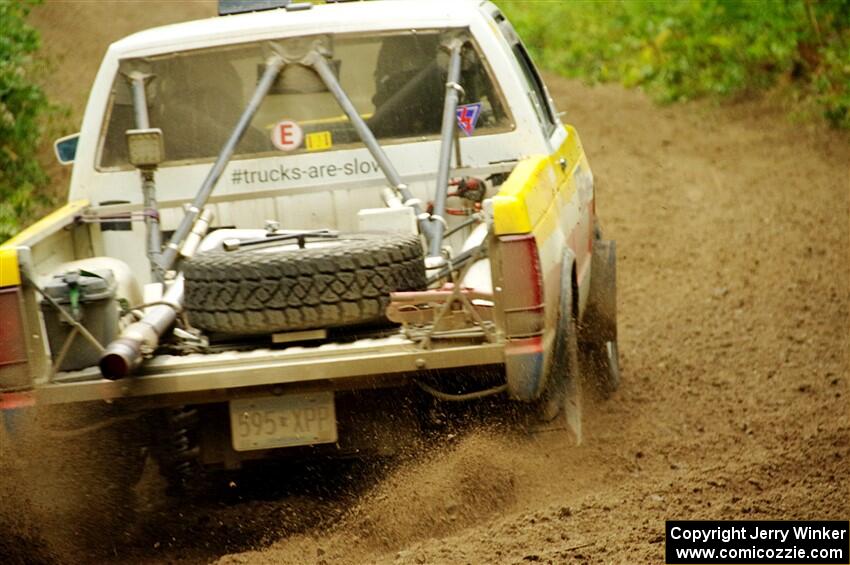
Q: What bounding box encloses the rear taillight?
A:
[0,247,30,390]
[0,287,28,369]
[498,234,544,338]
[0,390,34,410]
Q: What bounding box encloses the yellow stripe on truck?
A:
[0,247,20,287]
[0,199,89,250]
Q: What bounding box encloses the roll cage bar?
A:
[134,36,468,275]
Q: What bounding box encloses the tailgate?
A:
[24,335,505,406]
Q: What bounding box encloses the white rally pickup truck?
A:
[0,0,618,497]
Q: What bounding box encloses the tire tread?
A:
[183,234,426,334]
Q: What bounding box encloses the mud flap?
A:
[532,328,582,446]
[505,337,545,401]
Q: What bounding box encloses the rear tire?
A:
[580,234,621,399]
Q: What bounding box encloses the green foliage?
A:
[500,0,850,129]
[0,0,52,242]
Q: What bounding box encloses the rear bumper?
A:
[5,336,505,407]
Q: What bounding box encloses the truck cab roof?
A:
[108,0,495,59]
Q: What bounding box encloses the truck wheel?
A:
[580,236,621,398]
[183,233,427,335]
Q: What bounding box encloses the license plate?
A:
[229,392,337,452]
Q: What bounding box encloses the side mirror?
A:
[54,133,80,165]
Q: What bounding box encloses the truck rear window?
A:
[98,29,513,169]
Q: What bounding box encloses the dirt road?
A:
[4,3,848,564]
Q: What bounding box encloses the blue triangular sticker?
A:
[456,103,482,136]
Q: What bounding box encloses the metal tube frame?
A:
[306,51,437,240]
[129,73,152,130]
[128,73,164,282]
[427,39,465,266]
[307,41,469,267]
[100,39,477,379]
[159,55,286,271]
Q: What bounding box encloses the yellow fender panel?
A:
[492,126,586,236]
[492,155,556,235]
[0,247,20,287]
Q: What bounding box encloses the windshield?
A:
[99,30,513,169]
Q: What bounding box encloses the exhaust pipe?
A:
[100,275,184,380]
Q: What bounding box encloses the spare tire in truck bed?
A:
[183,233,426,335]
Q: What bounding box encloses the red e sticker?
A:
[271,120,303,152]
